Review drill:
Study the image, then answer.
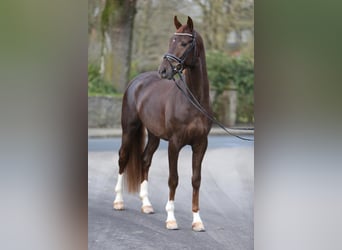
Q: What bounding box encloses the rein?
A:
[172,72,254,141]
[163,32,254,141]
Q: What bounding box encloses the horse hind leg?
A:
[113,132,132,210]
[140,132,160,214]
[113,173,124,210]
[113,119,143,210]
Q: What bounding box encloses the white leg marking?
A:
[192,211,205,232]
[165,200,178,229]
[192,211,202,224]
[113,174,124,210]
[139,180,154,213]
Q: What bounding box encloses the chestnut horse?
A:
[113,16,212,232]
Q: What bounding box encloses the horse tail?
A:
[125,124,145,193]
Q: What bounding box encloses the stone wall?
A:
[88,96,122,128]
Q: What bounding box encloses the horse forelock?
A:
[173,26,203,59]
[176,25,191,34]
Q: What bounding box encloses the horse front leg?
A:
[191,138,208,232]
[165,141,180,230]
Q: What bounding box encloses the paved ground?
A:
[88,137,254,250]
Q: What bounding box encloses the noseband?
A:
[163,32,197,74]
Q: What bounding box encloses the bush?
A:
[206,51,254,123]
[207,51,237,94]
[88,64,117,95]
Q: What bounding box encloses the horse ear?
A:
[187,16,193,32]
[174,16,182,29]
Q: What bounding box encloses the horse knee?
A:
[168,175,178,189]
[192,175,201,190]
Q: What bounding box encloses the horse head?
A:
[158,16,197,80]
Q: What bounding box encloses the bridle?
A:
[163,32,197,75]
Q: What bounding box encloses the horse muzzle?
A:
[158,62,175,80]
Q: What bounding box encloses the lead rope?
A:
[172,71,254,141]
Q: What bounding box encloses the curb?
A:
[88,127,254,138]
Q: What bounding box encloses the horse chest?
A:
[166,115,208,140]
[185,118,208,137]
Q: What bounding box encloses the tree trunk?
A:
[102,0,137,93]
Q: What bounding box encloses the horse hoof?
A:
[192,222,205,232]
[166,220,178,230]
[113,201,124,210]
[141,205,154,214]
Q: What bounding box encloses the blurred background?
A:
[88,0,254,128]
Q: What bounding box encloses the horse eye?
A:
[181,42,187,47]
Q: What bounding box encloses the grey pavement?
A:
[88,136,254,249]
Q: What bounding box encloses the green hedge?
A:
[206,51,254,123]
[88,64,117,96]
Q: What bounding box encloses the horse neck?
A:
[184,53,210,108]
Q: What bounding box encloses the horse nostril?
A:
[159,68,167,78]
